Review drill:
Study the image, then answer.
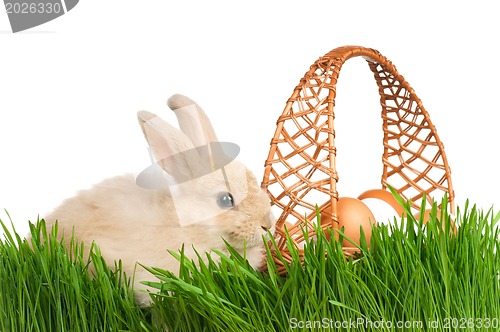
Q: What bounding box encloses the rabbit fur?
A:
[39,94,275,306]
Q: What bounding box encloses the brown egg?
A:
[357,189,405,217]
[336,197,376,249]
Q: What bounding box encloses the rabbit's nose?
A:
[261,212,276,233]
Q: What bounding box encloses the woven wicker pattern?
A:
[261,46,454,273]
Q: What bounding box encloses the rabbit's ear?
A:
[137,110,199,181]
[167,94,218,147]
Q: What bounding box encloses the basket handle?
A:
[262,45,454,230]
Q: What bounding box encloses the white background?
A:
[1,1,499,237]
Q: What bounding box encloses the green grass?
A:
[1,196,499,331]
[0,218,153,331]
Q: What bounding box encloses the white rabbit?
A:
[39,94,275,306]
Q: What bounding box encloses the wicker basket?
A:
[261,46,454,274]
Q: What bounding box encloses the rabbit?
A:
[38,94,275,306]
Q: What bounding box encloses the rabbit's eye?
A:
[217,192,234,209]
